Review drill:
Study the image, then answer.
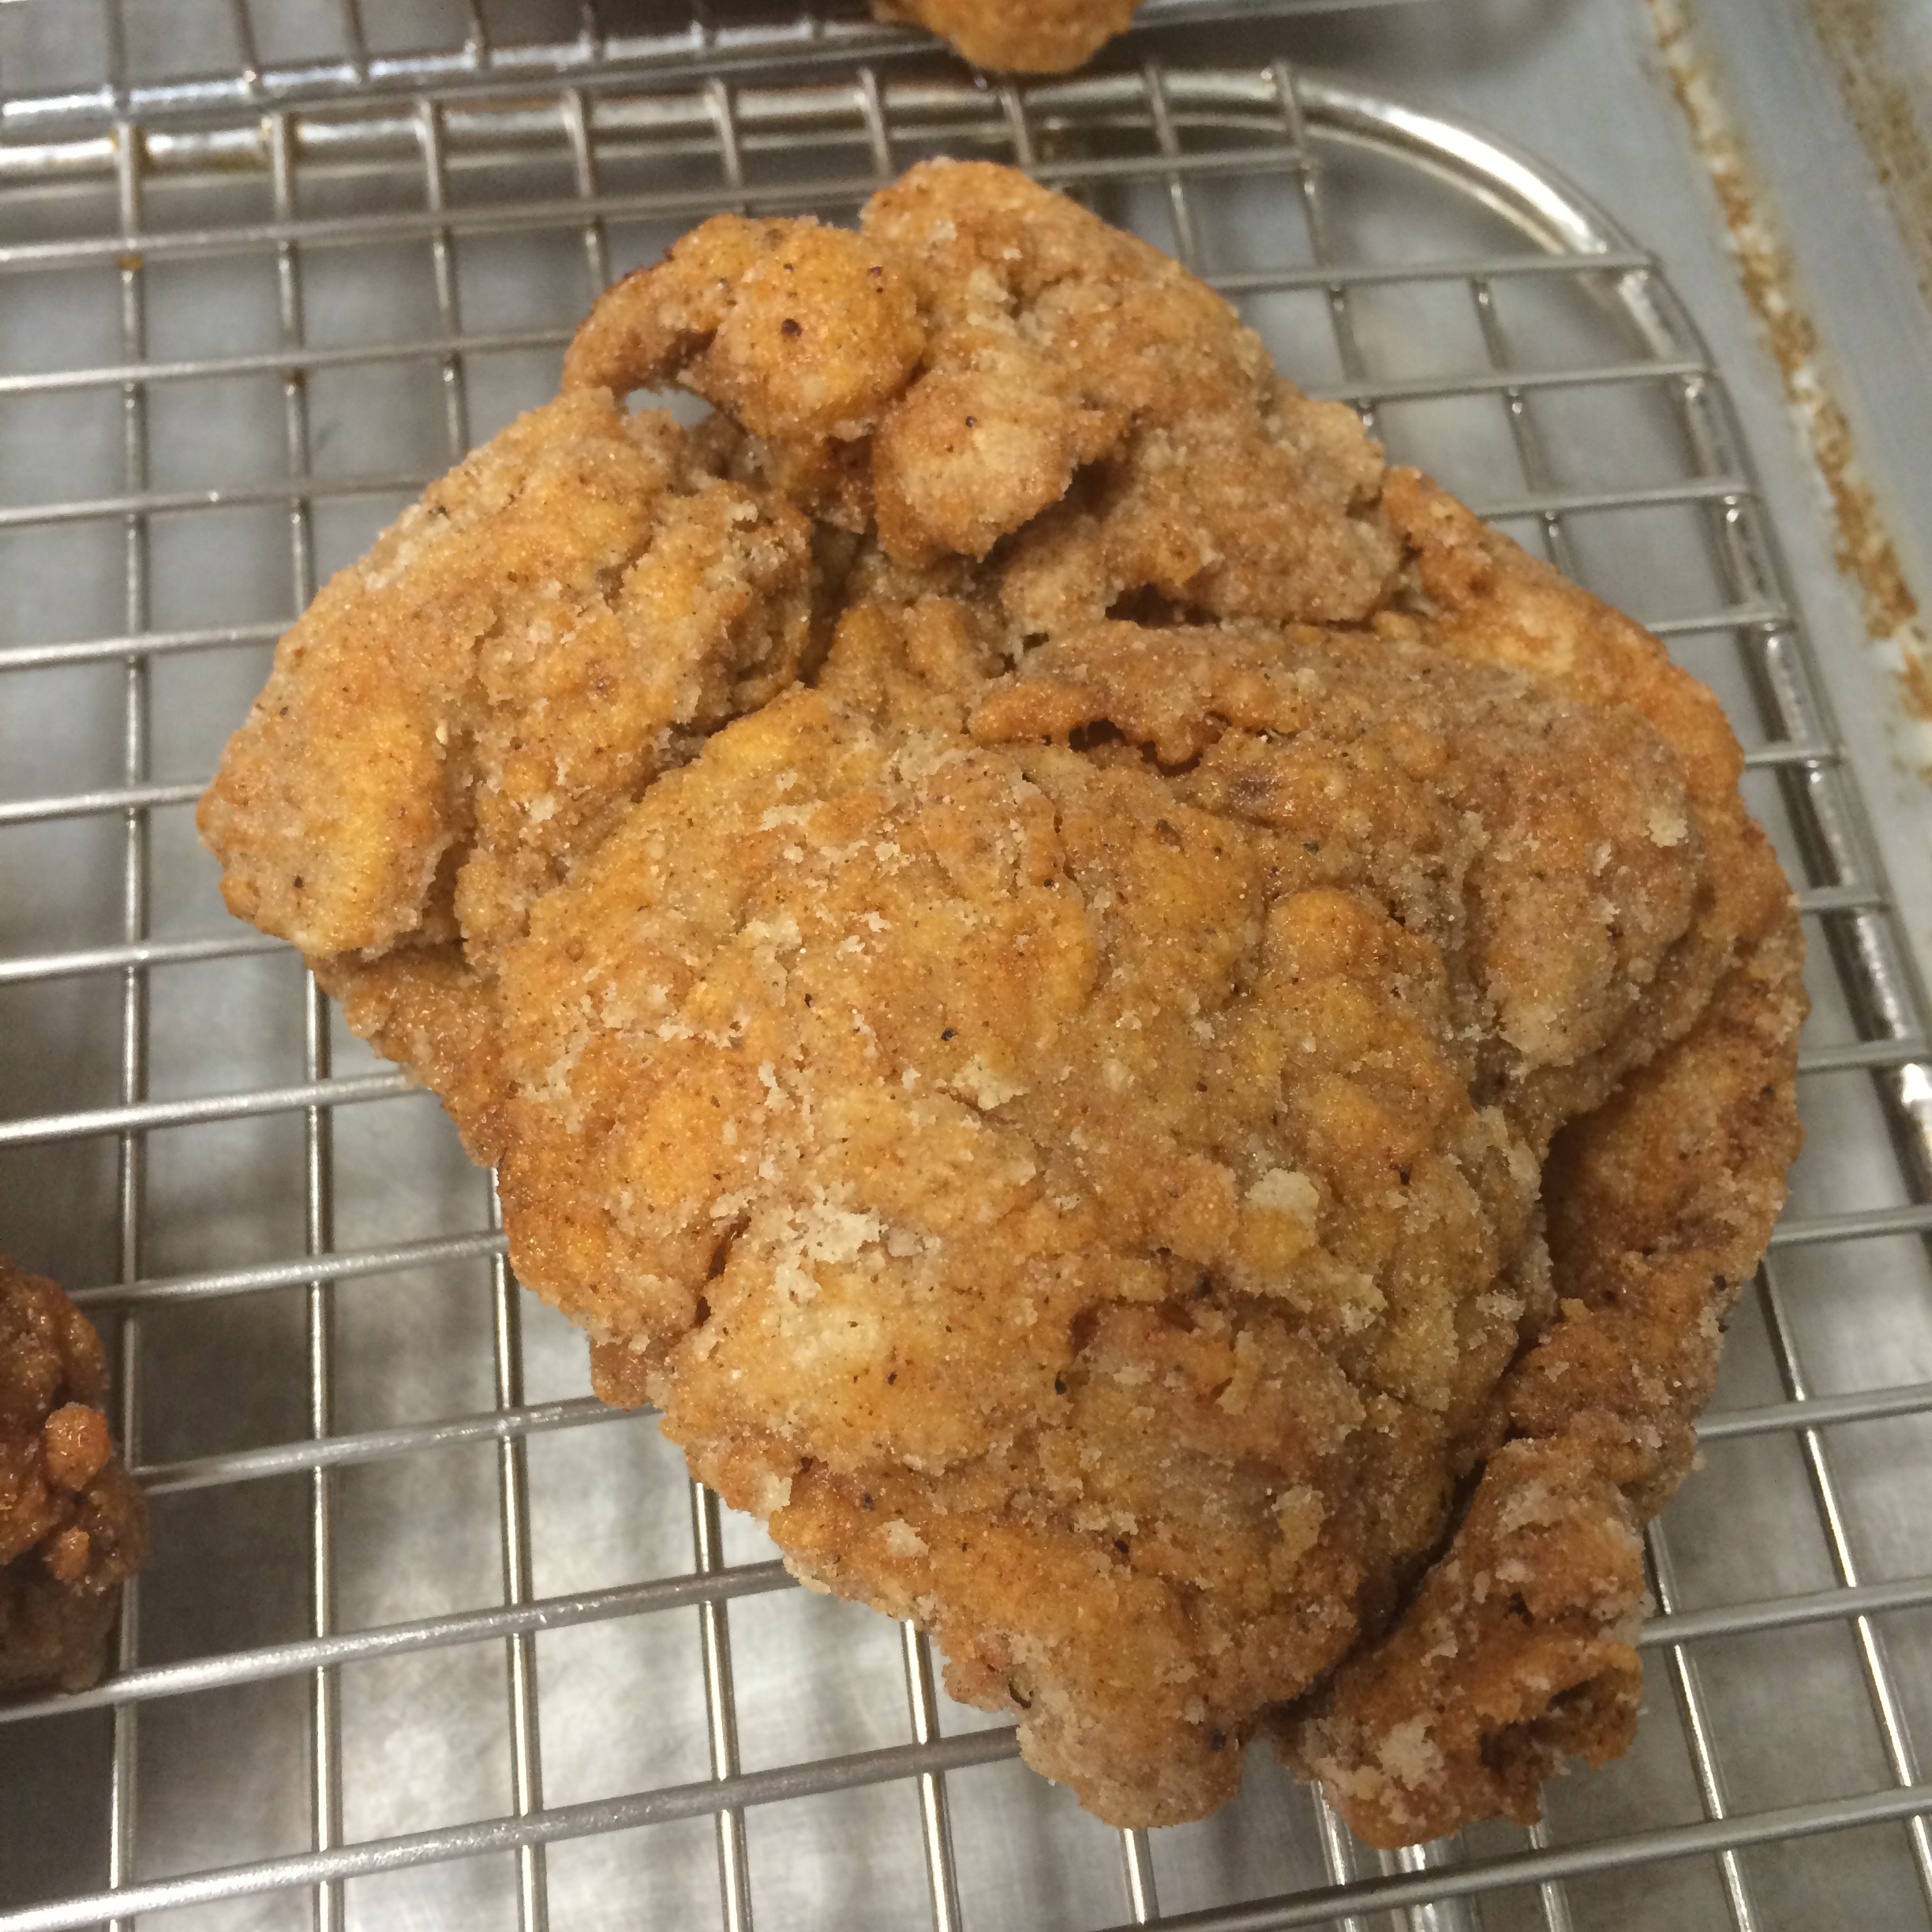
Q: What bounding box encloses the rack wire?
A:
[0,21,1930,1932]
[0,0,1425,134]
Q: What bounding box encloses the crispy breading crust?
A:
[1,1257,147,1693]
[1279,923,1804,1844]
[199,161,1803,1843]
[200,390,816,967]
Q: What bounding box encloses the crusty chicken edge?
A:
[1267,475,1806,1844]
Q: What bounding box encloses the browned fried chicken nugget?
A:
[199,160,1803,1841]
[1,1257,146,1693]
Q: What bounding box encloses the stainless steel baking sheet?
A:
[1,8,1929,1931]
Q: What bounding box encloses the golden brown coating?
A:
[1282,919,1806,1842]
[1,1257,146,1694]
[562,164,1396,620]
[199,161,1804,1842]
[867,0,1139,73]
[200,388,816,968]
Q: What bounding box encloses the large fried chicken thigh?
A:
[200,161,1803,1844]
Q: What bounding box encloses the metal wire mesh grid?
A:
[0,0,1424,133]
[0,40,1928,1932]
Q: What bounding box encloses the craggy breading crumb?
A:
[200,160,1804,1842]
[1,1256,146,1693]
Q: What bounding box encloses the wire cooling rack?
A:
[0,0,1425,131]
[0,28,1930,1932]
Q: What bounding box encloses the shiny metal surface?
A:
[0,8,1929,1930]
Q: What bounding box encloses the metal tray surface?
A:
[0,28,1929,1932]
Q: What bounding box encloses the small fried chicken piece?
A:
[871,0,1139,73]
[200,160,1804,1843]
[1,1257,146,1693]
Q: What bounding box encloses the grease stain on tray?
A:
[1646,0,1932,772]
[1802,0,1932,319]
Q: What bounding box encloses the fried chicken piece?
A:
[1,1257,146,1693]
[199,161,1803,1842]
[869,0,1139,72]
